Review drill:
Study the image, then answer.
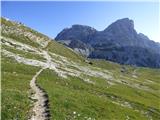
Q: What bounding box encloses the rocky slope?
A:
[1,17,160,120]
[55,18,160,68]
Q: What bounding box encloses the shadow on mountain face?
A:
[55,18,160,68]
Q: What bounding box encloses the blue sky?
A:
[1,1,159,42]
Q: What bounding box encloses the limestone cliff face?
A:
[55,18,160,68]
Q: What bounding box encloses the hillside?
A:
[1,17,160,120]
[55,18,160,68]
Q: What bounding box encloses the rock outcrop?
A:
[55,18,160,68]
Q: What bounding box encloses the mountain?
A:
[55,18,160,68]
[1,17,160,120]
[56,24,96,56]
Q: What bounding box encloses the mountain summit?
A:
[55,18,160,68]
[104,18,135,33]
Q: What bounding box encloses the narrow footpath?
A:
[30,40,51,120]
[30,67,50,120]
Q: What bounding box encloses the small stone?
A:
[88,117,92,120]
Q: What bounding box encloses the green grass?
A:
[1,17,49,40]
[37,69,157,120]
[91,59,121,70]
[2,44,46,61]
[1,55,40,120]
[1,17,45,48]
[47,40,84,62]
[2,33,40,48]
[1,17,16,27]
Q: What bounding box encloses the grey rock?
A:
[55,18,160,68]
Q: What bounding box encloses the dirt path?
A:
[29,40,52,120]
[30,67,50,120]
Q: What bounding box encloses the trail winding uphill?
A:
[29,41,51,120]
[30,67,50,120]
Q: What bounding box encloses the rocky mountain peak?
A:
[138,33,150,40]
[55,18,160,68]
[71,24,96,30]
[55,24,97,43]
[104,18,135,35]
[111,18,134,29]
[116,18,134,28]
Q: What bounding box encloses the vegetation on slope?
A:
[37,69,157,120]
[1,55,40,119]
[36,57,160,120]
[1,17,160,120]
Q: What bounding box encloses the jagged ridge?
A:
[55,18,160,68]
